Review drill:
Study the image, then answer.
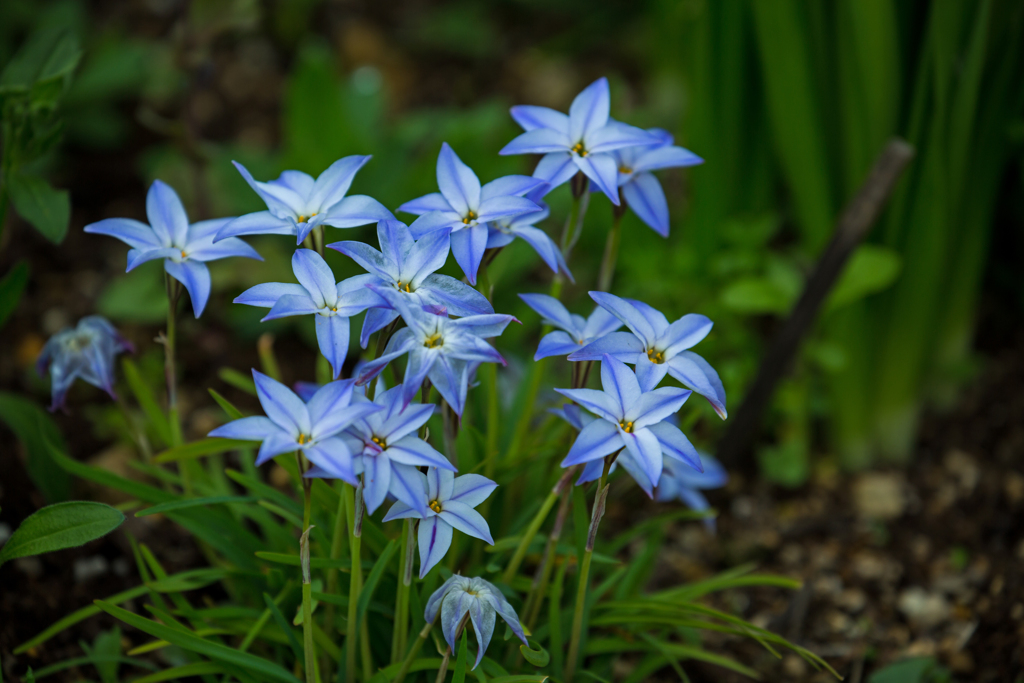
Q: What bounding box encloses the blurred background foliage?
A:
[1,0,1022,488]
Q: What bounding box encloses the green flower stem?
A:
[325,482,348,644]
[564,456,612,683]
[344,482,362,683]
[433,614,469,683]
[501,467,575,584]
[312,225,325,257]
[300,477,316,683]
[597,202,625,292]
[390,520,412,663]
[163,274,190,494]
[392,612,437,683]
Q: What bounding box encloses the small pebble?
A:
[838,588,867,613]
[898,587,950,629]
[853,472,905,520]
[782,655,807,677]
[74,555,109,583]
[15,557,43,577]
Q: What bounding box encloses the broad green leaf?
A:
[519,640,550,667]
[0,501,124,567]
[0,27,80,94]
[153,438,255,463]
[94,601,300,683]
[136,496,256,517]
[0,261,29,328]
[826,244,902,312]
[868,657,949,683]
[0,392,72,502]
[8,173,70,244]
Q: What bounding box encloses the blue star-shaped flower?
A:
[569,292,727,419]
[233,249,383,379]
[356,289,515,416]
[216,157,394,245]
[208,370,381,483]
[518,292,621,360]
[610,128,703,236]
[340,384,455,516]
[37,316,133,412]
[557,355,700,492]
[500,77,655,205]
[328,219,493,347]
[425,575,527,670]
[399,143,543,284]
[486,184,572,280]
[85,180,262,318]
[383,467,497,579]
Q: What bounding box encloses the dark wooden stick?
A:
[716,138,915,465]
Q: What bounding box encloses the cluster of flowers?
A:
[39,77,726,665]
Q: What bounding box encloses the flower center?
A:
[619,420,634,433]
[618,165,632,174]
[297,212,318,224]
[180,249,188,259]
[571,141,588,157]
[647,348,665,364]
[371,435,387,449]
[428,499,443,513]
[424,332,444,349]
[395,280,413,293]
[297,433,312,445]
[461,210,478,225]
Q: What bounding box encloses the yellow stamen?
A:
[647,348,665,364]
[618,166,632,174]
[396,281,412,293]
[371,435,387,449]
[571,142,588,157]
[297,433,312,445]
[428,499,443,513]
[424,332,444,349]
[461,210,478,225]
[619,420,634,433]
[180,250,188,259]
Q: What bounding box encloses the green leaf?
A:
[452,630,469,683]
[122,358,172,447]
[130,662,229,683]
[0,501,124,567]
[0,27,80,94]
[257,552,349,570]
[357,540,397,627]
[0,392,72,502]
[868,657,950,683]
[8,173,69,244]
[0,261,29,328]
[519,640,550,667]
[720,277,794,314]
[16,584,149,654]
[136,496,257,517]
[826,244,902,312]
[96,263,168,323]
[153,438,256,463]
[488,677,550,683]
[264,593,303,662]
[219,367,257,395]
[94,600,300,683]
[208,388,245,419]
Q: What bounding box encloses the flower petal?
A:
[388,462,430,516]
[405,230,451,286]
[164,260,211,318]
[620,426,664,487]
[518,293,574,332]
[146,180,189,247]
[436,143,481,216]
[321,194,394,228]
[421,275,493,316]
[510,104,569,133]
[568,77,610,142]
[533,151,578,189]
[589,292,657,346]
[561,419,624,467]
[84,218,160,250]
[554,388,621,423]
[408,211,461,238]
[292,248,337,308]
[438,500,493,544]
[308,155,370,211]
[573,153,621,205]
[622,173,670,237]
[387,436,453,471]
[630,387,691,429]
[253,369,311,436]
[127,247,179,272]
[256,432,300,466]
[567,331,644,362]
[633,144,704,173]
[261,293,319,321]
[398,192,451,216]
[208,416,279,441]
[667,351,727,419]
[635,353,670,392]
[361,453,391,514]
[500,128,571,156]
[535,331,582,360]
[328,239,393,281]
[647,422,702,472]
[232,161,306,219]
[302,437,357,484]
[213,211,294,241]
[418,515,454,579]
[480,175,545,203]
[585,121,656,154]
[449,224,489,285]
[661,314,714,357]
[599,355,642,416]
[186,235,261,262]
[449,473,497,507]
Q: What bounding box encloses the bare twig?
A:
[717,138,914,465]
